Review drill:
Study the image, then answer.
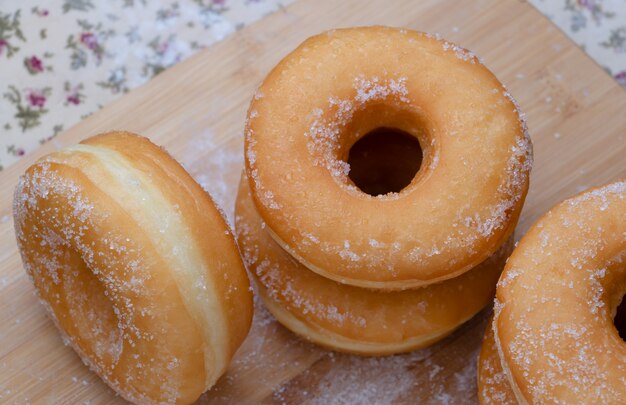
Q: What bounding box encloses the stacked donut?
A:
[478,180,626,404]
[236,26,533,355]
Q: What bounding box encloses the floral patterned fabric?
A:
[0,0,624,171]
[0,0,293,170]
[533,0,626,85]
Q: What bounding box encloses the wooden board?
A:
[1,0,625,403]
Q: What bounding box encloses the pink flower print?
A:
[6,145,26,157]
[615,71,626,88]
[78,32,105,64]
[32,6,49,16]
[0,39,7,57]
[29,56,43,71]
[24,55,44,74]
[4,86,50,131]
[28,90,47,108]
[212,0,226,5]
[64,82,84,106]
[67,94,80,105]
[80,32,98,51]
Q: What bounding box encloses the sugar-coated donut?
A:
[13,132,253,404]
[235,174,512,355]
[493,181,626,404]
[245,26,532,290]
[477,319,516,405]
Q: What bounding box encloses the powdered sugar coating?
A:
[235,174,513,353]
[13,163,176,404]
[304,75,411,190]
[244,26,532,288]
[442,41,484,64]
[12,134,251,404]
[494,181,626,404]
[244,126,281,211]
[477,319,517,404]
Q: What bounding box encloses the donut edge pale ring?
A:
[477,317,517,405]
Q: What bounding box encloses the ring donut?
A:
[235,175,512,355]
[13,132,253,404]
[493,181,626,403]
[245,26,532,289]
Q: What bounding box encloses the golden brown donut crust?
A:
[494,181,626,404]
[477,318,517,405]
[245,26,532,290]
[235,174,512,355]
[13,132,253,404]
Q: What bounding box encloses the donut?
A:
[244,26,532,290]
[477,318,516,405]
[493,181,626,403]
[235,174,512,355]
[13,132,253,404]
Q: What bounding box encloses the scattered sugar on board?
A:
[203,294,325,404]
[306,353,429,405]
[270,333,483,405]
[205,270,486,404]
[182,131,243,225]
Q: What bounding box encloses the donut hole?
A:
[61,250,123,365]
[347,127,423,196]
[614,295,626,341]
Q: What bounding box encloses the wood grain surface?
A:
[1,0,625,403]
